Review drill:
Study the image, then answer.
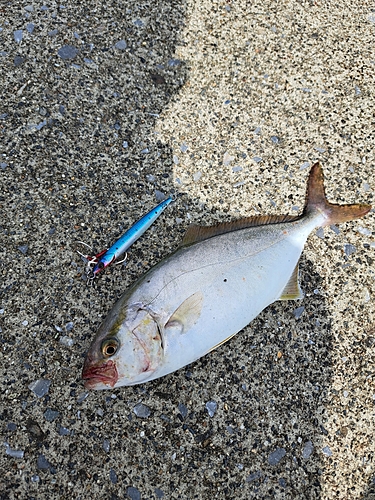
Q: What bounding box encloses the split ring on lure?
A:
[76,196,175,281]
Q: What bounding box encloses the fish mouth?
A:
[82,359,118,389]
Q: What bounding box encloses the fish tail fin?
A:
[304,162,371,226]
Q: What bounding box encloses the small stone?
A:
[254,127,261,134]
[270,136,280,144]
[7,422,17,431]
[26,23,34,33]
[59,336,74,347]
[363,288,371,303]
[1,163,8,169]
[65,321,74,331]
[168,58,181,67]
[48,29,58,37]
[293,306,304,319]
[58,426,70,436]
[178,403,188,418]
[314,147,326,153]
[253,157,262,163]
[232,166,242,172]
[28,379,51,398]
[344,244,356,257]
[300,162,310,170]
[37,454,52,470]
[22,320,28,326]
[155,488,164,498]
[330,225,340,234]
[126,486,141,500]
[14,56,25,67]
[205,401,217,417]
[146,174,155,182]
[316,227,324,239]
[14,30,23,43]
[133,19,144,27]
[141,148,149,154]
[31,475,40,482]
[77,391,89,403]
[58,45,79,60]
[110,468,117,484]
[4,442,24,459]
[103,439,110,453]
[180,143,188,153]
[24,5,34,11]
[268,447,286,465]
[122,141,128,148]
[18,245,28,254]
[357,226,371,236]
[193,171,201,181]
[43,409,60,422]
[223,151,235,166]
[322,446,332,457]
[35,120,46,130]
[133,403,151,418]
[246,470,263,482]
[173,155,179,165]
[115,40,127,50]
[155,190,166,202]
[302,441,314,459]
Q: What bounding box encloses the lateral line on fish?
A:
[146,227,295,309]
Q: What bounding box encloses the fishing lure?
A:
[77,196,174,279]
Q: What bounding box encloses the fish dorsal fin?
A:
[278,264,304,301]
[164,291,204,335]
[181,214,300,247]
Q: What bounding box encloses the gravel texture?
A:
[1,1,374,499]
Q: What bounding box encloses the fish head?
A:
[82,303,163,389]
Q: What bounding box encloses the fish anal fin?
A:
[165,291,204,334]
[181,214,300,247]
[207,333,237,353]
[278,264,304,301]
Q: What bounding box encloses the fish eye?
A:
[101,338,119,357]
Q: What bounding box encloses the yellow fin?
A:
[278,264,304,301]
[181,214,300,247]
[165,291,204,334]
[208,333,237,353]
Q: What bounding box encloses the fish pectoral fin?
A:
[165,291,203,334]
[278,264,304,301]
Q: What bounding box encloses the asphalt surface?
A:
[1,1,374,499]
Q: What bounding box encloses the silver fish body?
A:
[82,164,371,389]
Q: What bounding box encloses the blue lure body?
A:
[91,196,174,277]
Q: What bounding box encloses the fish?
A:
[82,163,371,389]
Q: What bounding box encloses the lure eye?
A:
[101,338,119,358]
[98,262,105,270]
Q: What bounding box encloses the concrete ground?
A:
[1,0,374,498]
